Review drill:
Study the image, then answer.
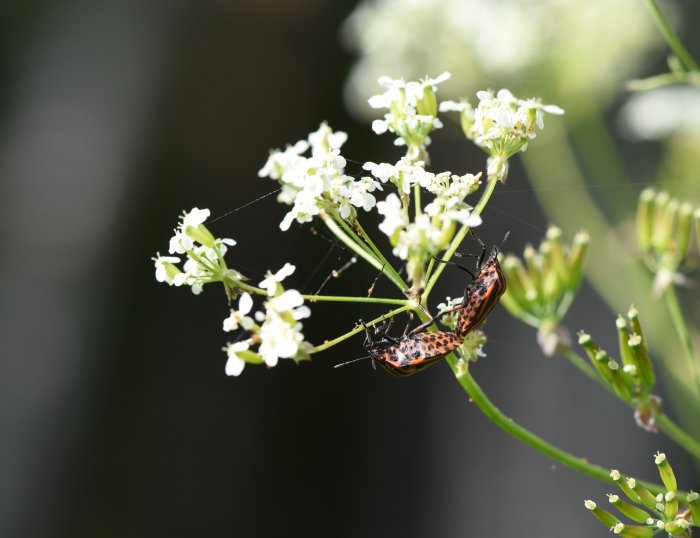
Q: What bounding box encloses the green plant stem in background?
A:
[646,0,700,72]
[446,354,687,500]
[301,294,408,306]
[570,105,636,222]
[663,286,700,398]
[655,413,700,463]
[557,343,613,393]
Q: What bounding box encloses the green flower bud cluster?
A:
[499,226,589,355]
[636,189,697,295]
[585,455,698,537]
[578,306,658,430]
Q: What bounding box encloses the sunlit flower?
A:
[376,193,407,237]
[224,340,252,376]
[440,90,563,180]
[153,254,181,285]
[259,263,296,296]
[223,292,255,332]
[367,72,450,158]
[619,86,700,141]
[343,0,661,118]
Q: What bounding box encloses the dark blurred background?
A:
[0,1,698,537]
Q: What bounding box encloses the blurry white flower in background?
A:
[619,86,700,141]
[342,0,663,119]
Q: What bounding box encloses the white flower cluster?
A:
[343,0,661,117]
[153,208,239,295]
[258,122,382,230]
[223,263,313,377]
[366,159,481,275]
[368,72,450,158]
[440,89,563,179]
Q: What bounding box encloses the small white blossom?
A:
[619,86,700,140]
[257,140,310,180]
[153,254,181,285]
[224,340,252,376]
[367,73,450,155]
[255,289,312,367]
[223,292,255,332]
[259,263,296,296]
[168,207,212,254]
[376,193,407,237]
[182,207,210,227]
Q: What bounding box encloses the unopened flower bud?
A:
[544,226,569,287]
[627,478,658,509]
[567,231,589,290]
[627,306,655,388]
[687,491,700,523]
[664,518,690,535]
[664,490,678,519]
[612,470,638,502]
[612,522,657,537]
[651,191,671,252]
[676,202,694,263]
[637,188,655,253]
[654,452,677,492]
[585,500,619,527]
[608,494,651,523]
[616,314,637,369]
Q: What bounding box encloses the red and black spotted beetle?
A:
[337,232,508,376]
[437,231,509,338]
[357,319,465,376]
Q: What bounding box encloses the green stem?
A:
[348,218,407,291]
[645,0,700,72]
[301,294,408,306]
[321,211,406,291]
[447,355,682,499]
[424,174,499,297]
[570,107,636,223]
[413,182,422,218]
[663,286,700,398]
[655,413,700,462]
[310,304,413,353]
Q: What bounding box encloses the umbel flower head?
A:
[578,306,658,431]
[222,264,313,377]
[636,188,697,295]
[342,0,661,119]
[154,208,314,377]
[499,226,588,356]
[368,72,450,162]
[440,90,564,182]
[585,454,698,537]
[153,207,243,298]
[258,122,382,231]
[368,158,482,284]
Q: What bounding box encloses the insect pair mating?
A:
[336,232,509,376]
